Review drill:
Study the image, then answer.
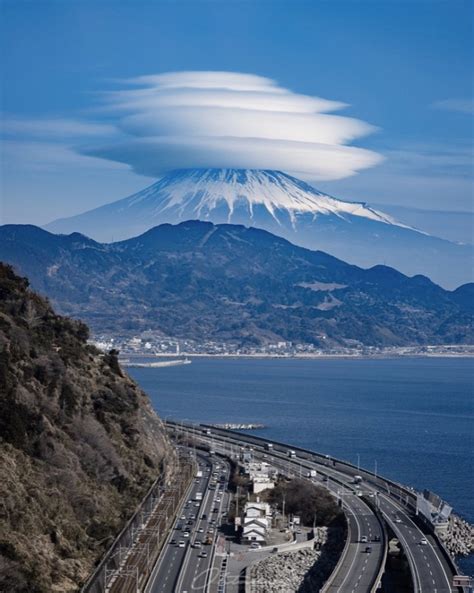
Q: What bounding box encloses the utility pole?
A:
[235,486,240,531]
[357,453,360,471]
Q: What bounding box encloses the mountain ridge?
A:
[1,221,472,348]
[44,168,473,288]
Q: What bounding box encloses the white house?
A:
[242,500,272,544]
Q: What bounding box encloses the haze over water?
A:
[129,356,474,575]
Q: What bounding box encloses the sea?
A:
[128,356,474,576]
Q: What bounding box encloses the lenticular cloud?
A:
[84,71,383,180]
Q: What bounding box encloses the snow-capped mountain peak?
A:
[122,168,402,228]
[45,167,472,288]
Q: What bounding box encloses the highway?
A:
[271,455,385,593]
[377,492,454,593]
[290,454,456,593]
[169,421,461,593]
[177,459,231,593]
[324,494,383,593]
[145,451,230,593]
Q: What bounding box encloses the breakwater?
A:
[120,358,191,368]
[439,515,474,557]
[209,423,265,430]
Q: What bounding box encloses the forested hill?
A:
[1,222,472,347]
[0,263,173,592]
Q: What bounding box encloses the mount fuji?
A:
[46,168,473,288]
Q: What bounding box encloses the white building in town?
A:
[242,500,272,544]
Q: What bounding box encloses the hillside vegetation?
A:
[0,263,173,592]
[0,222,472,347]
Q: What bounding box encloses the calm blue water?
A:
[128,357,474,574]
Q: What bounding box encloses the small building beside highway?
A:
[242,500,272,544]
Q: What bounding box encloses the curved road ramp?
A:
[166,421,470,593]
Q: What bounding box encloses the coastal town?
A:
[91,332,474,359]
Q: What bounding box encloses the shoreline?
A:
[120,352,474,361]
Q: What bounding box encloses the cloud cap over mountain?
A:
[82,71,383,180]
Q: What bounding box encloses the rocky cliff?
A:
[0,263,174,592]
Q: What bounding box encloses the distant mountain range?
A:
[1,221,472,348]
[45,168,473,289]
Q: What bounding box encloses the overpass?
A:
[168,420,466,593]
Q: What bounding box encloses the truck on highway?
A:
[353,475,363,484]
[306,469,317,478]
[288,450,296,458]
[264,443,274,451]
[196,470,203,478]
[194,492,203,502]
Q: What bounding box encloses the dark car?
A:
[365,546,372,554]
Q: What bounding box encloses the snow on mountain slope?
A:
[45,168,472,289]
[109,168,405,228]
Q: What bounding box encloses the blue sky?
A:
[0,0,472,226]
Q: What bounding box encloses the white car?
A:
[250,542,261,549]
[420,537,428,545]
[178,541,185,547]
[183,532,190,538]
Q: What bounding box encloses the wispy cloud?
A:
[82,71,383,180]
[431,99,474,114]
[1,140,125,173]
[1,116,116,138]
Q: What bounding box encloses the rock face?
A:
[1,222,473,348]
[249,527,344,593]
[0,263,173,592]
[250,547,322,593]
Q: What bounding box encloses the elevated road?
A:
[270,455,386,593]
[170,421,462,593]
